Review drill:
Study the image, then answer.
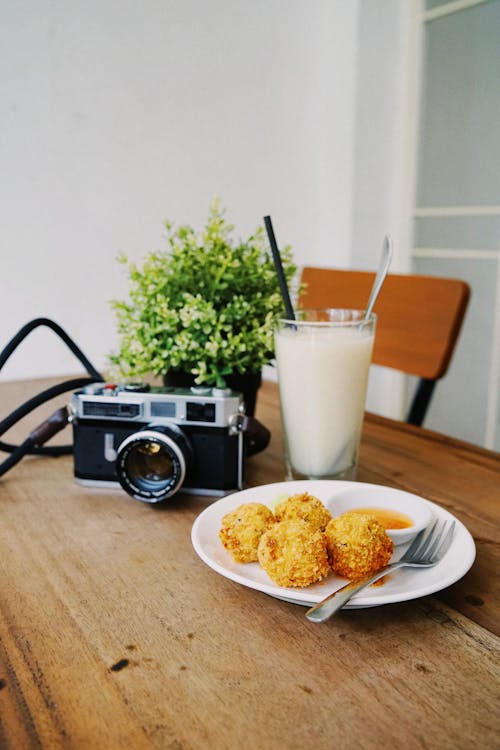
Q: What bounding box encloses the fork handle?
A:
[305,561,404,623]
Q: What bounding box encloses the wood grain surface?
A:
[0,377,499,749]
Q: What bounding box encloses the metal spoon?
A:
[363,234,393,321]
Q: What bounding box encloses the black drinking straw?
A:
[263,215,296,320]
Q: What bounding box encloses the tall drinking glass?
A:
[274,309,376,481]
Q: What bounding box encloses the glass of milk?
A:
[275,309,376,481]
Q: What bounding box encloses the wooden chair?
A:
[298,267,470,426]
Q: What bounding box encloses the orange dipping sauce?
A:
[349,507,413,530]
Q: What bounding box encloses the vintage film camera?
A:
[69,382,267,503]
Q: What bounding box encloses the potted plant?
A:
[110,199,297,414]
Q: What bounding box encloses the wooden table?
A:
[1,377,499,749]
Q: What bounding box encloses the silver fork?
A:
[305,518,456,623]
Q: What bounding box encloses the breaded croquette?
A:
[257,520,330,588]
[219,502,275,563]
[274,492,332,532]
[325,511,393,580]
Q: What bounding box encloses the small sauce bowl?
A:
[327,484,433,546]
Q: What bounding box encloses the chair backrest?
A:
[299,267,470,424]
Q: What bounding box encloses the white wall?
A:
[0,0,360,382]
[351,0,419,419]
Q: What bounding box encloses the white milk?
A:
[275,325,374,478]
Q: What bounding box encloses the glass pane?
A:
[417,1,500,206]
[414,215,500,249]
[410,256,498,447]
[425,1,458,9]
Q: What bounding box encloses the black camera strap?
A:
[0,318,103,476]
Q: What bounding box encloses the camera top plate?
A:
[70,383,244,428]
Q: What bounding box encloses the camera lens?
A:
[115,424,192,503]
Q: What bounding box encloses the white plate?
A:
[191,480,476,609]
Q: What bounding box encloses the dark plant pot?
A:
[163,370,262,417]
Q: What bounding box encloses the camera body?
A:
[70,382,245,502]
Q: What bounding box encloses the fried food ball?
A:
[325,511,394,580]
[273,492,332,532]
[219,503,275,563]
[257,520,330,588]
